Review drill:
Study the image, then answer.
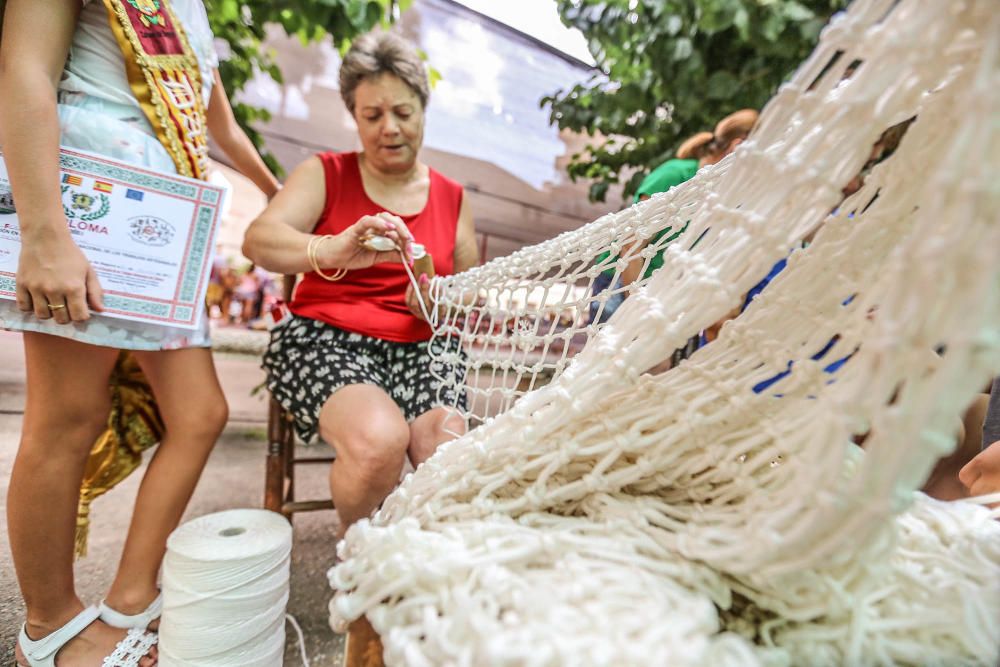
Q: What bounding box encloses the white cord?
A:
[331,4,1000,665]
[399,247,436,326]
[963,492,1000,519]
[964,491,1000,506]
[286,614,311,667]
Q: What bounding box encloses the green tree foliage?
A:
[0,0,405,175]
[544,0,847,202]
[206,0,409,175]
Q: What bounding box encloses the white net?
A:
[330,0,1000,664]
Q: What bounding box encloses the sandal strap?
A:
[19,606,101,666]
[98,593,162,629]
[102,629,158,667]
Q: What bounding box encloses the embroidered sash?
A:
[101,0,210,179]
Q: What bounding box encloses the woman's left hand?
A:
[405,273,434,322]
[319,212,414,270]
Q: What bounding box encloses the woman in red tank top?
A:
[243,31,478,537]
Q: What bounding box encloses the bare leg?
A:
[9,333,155,666]
[319,385,409,538]
[220,294,233,324]
[408,407,465,467]
[241,299,255,324]
[102,347,228,622]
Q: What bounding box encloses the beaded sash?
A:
[101,0,209,179]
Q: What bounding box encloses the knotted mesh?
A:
[330,1,1000,664]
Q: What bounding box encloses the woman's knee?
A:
[409,408,464,464]
[21,394,111,454]
[329,419,409,481]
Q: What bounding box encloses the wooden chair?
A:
[264,274,336,520]
[343,618,385,667]
[262,275,385,665]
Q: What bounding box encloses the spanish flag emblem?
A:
[94,181,114,194]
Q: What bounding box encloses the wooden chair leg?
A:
[265,397,289,519]
[284,414,296,519]
[344,617,384,667]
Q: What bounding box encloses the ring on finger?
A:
[47,303,67,311]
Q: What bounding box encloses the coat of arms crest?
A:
[127,0,164,27]
[62,187,110,222]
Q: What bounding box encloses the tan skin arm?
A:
[0,0,105,325]
[242,156,413,275]
[406,191,478,320]
[619,193,651,287]
[620,244,646,287]
[205,70,280,199]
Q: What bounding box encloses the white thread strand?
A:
[964,492,1000,507]
[285,614,311,667]
[160,509,293,667]
[399,247,435,326]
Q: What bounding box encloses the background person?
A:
[588,130,716,325]
[232,263,261,325]
[243,31,479,537]
[621,109,759,287]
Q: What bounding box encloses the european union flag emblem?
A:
[126,189,144,202]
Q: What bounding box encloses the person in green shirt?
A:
[622,109,758,285]
[589,109,758,324]
[588,131,713,323]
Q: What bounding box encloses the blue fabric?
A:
[743,259,788,311]
[751,336,854,394]
[589,272,625,324]
[740,257,856,394]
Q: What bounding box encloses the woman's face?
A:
[353,73,424,174]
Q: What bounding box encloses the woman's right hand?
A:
[16,227,104,324]
[317,212,415,270]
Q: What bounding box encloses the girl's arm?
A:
[205,70,280,199]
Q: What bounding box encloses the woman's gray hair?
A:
[339,31,429,114]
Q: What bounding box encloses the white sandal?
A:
[98,593,162,630]
[17,605,157,667]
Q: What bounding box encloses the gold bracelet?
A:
[307,235,347,282]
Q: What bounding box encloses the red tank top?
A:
[290,152,462,342]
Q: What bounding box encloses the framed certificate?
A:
[0,147,226,330]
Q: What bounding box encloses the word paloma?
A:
[68,219,110,235]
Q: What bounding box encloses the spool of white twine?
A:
[159,509,293,667]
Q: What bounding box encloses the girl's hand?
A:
[318,212,414,270]
[16,227,104,324]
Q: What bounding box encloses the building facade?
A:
[213,0,617,264]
